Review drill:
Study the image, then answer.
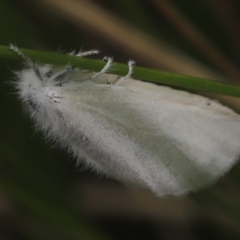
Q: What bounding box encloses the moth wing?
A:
[64,78,240,196]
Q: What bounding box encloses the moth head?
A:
[13,63,53,113]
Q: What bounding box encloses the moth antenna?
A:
[9,44,43,81]
[9,44,33,66]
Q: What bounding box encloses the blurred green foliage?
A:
[1,0,240,239]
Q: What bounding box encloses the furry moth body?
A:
[11,45,240,197]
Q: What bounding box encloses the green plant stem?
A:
[1,45,240,98]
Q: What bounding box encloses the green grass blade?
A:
[1,44,240,98]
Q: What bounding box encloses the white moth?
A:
[10,45,240,197]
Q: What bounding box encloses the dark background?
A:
[1,0,240,239]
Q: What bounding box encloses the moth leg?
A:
[116,60,135,86]
[69,49,99,57]
[60,49,100,81]
[53,48,100,81]
[90,56,113,80]
[49,66,76,82]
